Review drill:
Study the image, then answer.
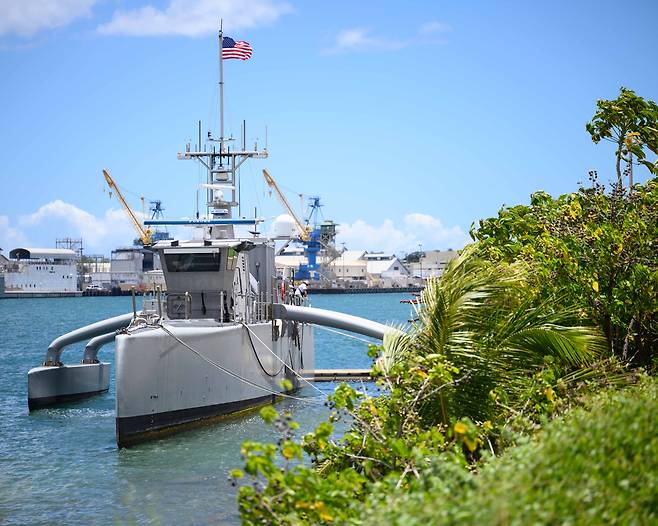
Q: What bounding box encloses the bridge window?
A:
[165,252,221,272]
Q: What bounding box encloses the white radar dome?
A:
[272,214,296,238]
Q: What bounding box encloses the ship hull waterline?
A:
[28,363,111,410]
[115,320,314,447]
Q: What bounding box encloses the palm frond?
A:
[380,243,610,424]
[502,326,605,367]
[378,329,414,374]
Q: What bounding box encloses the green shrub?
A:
[234,253,622,525]
[472,176,658,366]
[362,375,658,525]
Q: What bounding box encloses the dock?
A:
[309,286,422,295]
[313,369,372,381]
[2,291,83,299]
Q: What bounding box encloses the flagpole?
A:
[219,20,224,154]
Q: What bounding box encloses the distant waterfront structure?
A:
[109,246,163,292]
[361,252,412,286]
[275,249,416,288]
[0,256,5,297]
[55,237,83,259]
[329,250,368,283]
[79,245,165,293]
[406,249,459,279]
[80,198,171,292]
[0,247,79,295]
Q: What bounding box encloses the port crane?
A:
[102,169,153,245]
[262,169,311,242]
[262,169,336,281]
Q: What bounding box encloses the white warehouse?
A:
[1,248,78,293]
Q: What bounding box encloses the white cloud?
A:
[327,20,451,54]
[3,202,470,259]
[0,215,28,251]
[418,20,452,35]
[18,200,143,251]
[337,213,470,255]
[97,0,292,37]
[0,0,97,37]
[328,28,406,54]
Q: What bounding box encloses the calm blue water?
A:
[0,293,411,525]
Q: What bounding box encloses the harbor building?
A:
[83,261,112,290]
[83,248,165,293]
[361,252,412,287]
[109,246,163,292]
[406,249,459,279]
[0,247,79,296]
[276,248,418,288]
[328,250,367,284]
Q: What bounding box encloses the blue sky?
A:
[1,0,657,256]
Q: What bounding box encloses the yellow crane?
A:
[102,169,153,245]
[262,169,311,241]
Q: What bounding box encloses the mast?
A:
[160,25,268,240]
[219,21,225,154]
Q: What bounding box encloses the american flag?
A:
[222,37,252,60]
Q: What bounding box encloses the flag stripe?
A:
[222,37,252,61]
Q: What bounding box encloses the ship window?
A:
[165,252,221,272]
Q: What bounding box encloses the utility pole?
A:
[341,242,346,285]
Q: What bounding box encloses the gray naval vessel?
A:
[27,29,397,447]
[113,238,314,446]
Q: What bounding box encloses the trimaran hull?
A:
[115,320,313,447]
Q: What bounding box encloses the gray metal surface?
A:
[28,314,130,409]
[27,363,110,410]
[115,321,314,421]
[272,303,401,340]
[83,332,118,363]
[45,312,134,364]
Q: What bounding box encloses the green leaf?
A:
[259,405,279,424]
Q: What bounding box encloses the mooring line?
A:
[240,322,327,397]
[243,322,286,378]
[314,324,376,345]
[155,323,324,404]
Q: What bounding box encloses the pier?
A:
[2,291,83,299]
[313,369,372,381]
[309,286,422,295]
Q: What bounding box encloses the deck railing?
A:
[142,281,309,324]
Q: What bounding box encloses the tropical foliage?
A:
[360,374,658,525]
[233,251,617,524]
[472,176,658,365]
[232,88,657,524]
[586,87,658,182]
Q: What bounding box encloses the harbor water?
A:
[0,293,412,525]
